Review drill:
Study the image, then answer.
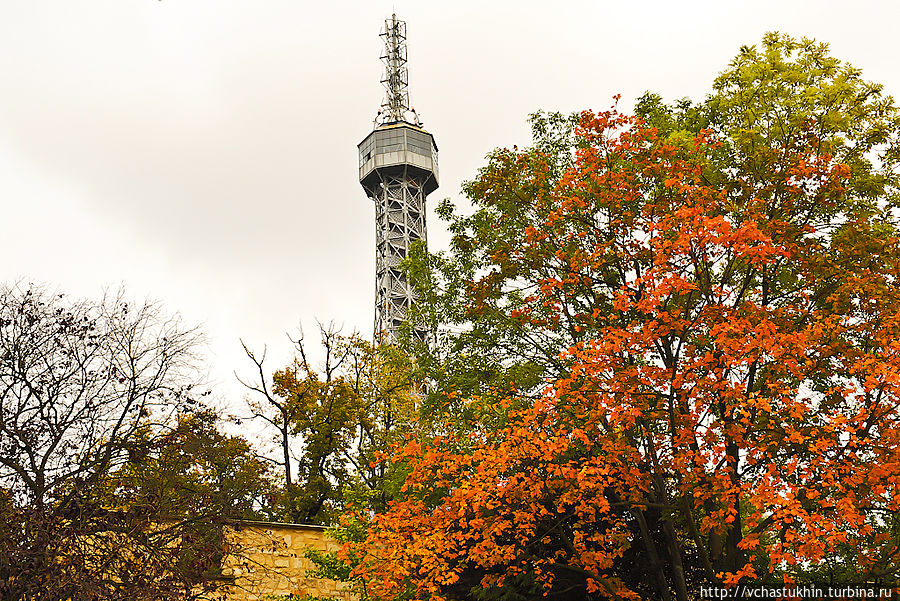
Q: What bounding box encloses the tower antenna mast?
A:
[377,14,419,126]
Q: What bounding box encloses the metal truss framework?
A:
[371,170,428,343]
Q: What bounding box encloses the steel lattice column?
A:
[371,171,428,342]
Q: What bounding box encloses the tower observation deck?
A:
[358,14,438,343]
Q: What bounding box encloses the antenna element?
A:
[378,14,419,125]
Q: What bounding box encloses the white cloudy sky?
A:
[1,0,897,401]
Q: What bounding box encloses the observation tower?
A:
[358,14,438,344]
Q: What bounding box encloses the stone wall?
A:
[219,521,353,601]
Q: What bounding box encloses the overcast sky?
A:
[1,0,898,402]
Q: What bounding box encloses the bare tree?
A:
[0,283,224,601]
[236,337,306,521]
[0,284,199,504]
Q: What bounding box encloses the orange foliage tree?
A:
[350,102,900,600]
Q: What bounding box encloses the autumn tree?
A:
[0,283,267,601]
[239,324,418,525]
[409,33,900,429]
[354,34,900,600]
[117,409,275,523]
[108,409,277,581]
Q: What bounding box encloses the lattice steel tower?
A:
[359,14,438,343]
